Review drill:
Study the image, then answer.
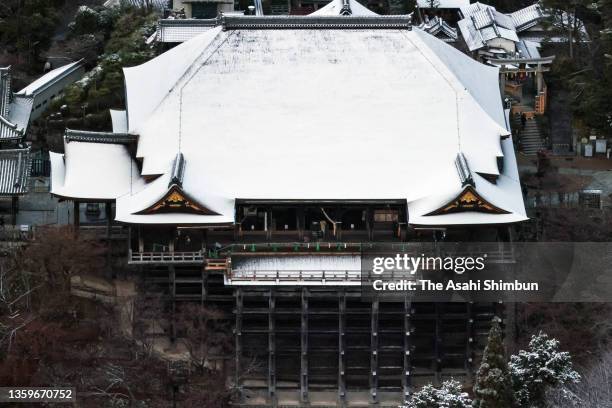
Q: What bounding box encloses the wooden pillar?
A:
[334,208,343,241]
[169,265,176,342]
[138,226,144,253]
[465,302,475,383]
[499,67,506,96]
[169,228,175,253]
[269,207,276,240]
[403,297,412,401]
[338,290,346,406]
[370,297,379,404]
[297,207,305,241]
[73,201,80,228]
[365,207,373,241]
[105,202,112,238]
[234,223,242,242]
[300,288,309,404]
[268,290,277,407]
[536,65,544,93]
[105,202,113,276]
[434,303,442,386]
[10,196,18,225]
[235,289,243,394]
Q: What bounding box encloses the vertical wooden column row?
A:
[235,288,243,393]
[268,290,277,407]
[403,297,412,401]
[370,297,379,404]
[338,291,346,406]
[465,302,475,383]
[169,265,176,342]
[434,303,442,386]
[300,288,309,404]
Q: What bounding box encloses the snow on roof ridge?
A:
[310,0,378,17]
[124,26,224,135]
[17,60,83,96]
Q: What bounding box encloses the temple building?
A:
[51,12,525,407]
[0,67,32,224]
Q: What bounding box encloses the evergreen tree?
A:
[509,332,580,407]
[408,379,472,408]
[472,318,514,408]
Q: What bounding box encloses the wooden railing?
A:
[227,269,363,285]
[129,250,204,264]
[79,225,128,239]
[0,226,33,242]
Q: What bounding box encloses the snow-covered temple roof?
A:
[418,16,458,42]
[0,67,29,140]
[417,0,469,9]
[509,3,544,32]
[458,2,546,52]
[154,18,218,43]
[110,109,128,133]
[50,130,144,201]
[17,60,83,97]
[52,15,527,226]
[0,148,31,196]
[310,0,376,16]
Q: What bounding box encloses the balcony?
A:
[128,249,205,265]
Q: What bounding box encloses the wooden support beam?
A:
[201,266,207,305]
[338,290,346,406]
[235,289,243,396]
[138,226,144,253]
[465,302,475,383]
[403,296,412,401]
[301,288,309,404]
[297,207,305,241]
[434,303,442,386]
[370,297,379,404]
[73,201,80,229]
[366,207,373,241]
[10,196,18,225]
[169,265,176,343]
[268,290,277,407]
[105,202,113,276]
[334,208,343,241]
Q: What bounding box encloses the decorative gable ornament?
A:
[425,186,510,216]
[135,184,219,215]
[135,152,218,215]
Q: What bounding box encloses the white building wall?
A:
[30,66,85,121]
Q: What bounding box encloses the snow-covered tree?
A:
[408,379,472,408]
[472,318,514,408]
[509,332,580,407]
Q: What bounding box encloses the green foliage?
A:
[473,318,514,408]
[542,0,612,136]
[44,9,158,132]
[0,0,65,64]
[510,332,580,407]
